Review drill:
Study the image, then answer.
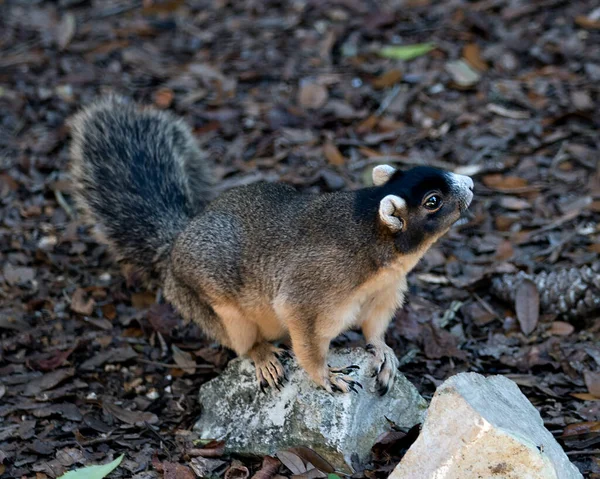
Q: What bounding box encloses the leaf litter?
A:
[0,0,599,477]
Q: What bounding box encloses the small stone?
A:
[390,373,583,479]
[195,348,427,472]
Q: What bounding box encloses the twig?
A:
[54,190,75,219]
[375,84,401,116]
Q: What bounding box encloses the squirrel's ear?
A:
[372,164,397,186]
[379,195,406,232]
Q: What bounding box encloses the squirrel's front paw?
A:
[366,343,399,395]
[318,365,362,394]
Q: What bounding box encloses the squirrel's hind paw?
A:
[366,343,399,396]
[250,344,288,392]
[323,366,362,394]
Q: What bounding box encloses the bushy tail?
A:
[69,96,212,275]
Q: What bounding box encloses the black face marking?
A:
[355,166,471,256]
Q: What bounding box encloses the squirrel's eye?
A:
[423,194,442,210]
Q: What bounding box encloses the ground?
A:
[0,0,599,477]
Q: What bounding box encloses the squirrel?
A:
[69,96,474,395]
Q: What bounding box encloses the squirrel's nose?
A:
[452,173,474,191]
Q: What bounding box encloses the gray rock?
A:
[195,348,427,472]
[391,373,583,479]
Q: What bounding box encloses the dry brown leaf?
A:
[131,291,156,309]
[323,142,345,166]
[70,288,95,316]
[356,115,378,134]
[515,279,539,336]
[562,421,600,436]
[462,43,488,71]
[172,345,196,374]
[575,15,600,29]
[372,69,402,89]
[154,88,174,109]
[584,371,600,397]
[225,460,249,479]
[571,393,600,401]
[483,174,528,190]
[251,456,281,479]
[298,83,328,109]
[549,321,574,336]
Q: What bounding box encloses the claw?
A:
[260,379,268,394]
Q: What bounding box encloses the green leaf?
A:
[57,455,124,479]
[328,474,342,479]
[379,43,436,60]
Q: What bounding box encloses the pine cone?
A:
[491,262,600,320]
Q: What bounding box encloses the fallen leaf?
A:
[276,451,306,475]
[80,346,137,371]
[575,15,600,29]
[24,368,75,396]
[3,263,35,285]
[131,291,156,309]
[487,104,531,119]
[154,88,174,109]
[446,60,481,88]
[462,43,487,71]
[323,142,345,166]
[298,82,328,109]
[563,421,600,436]
[499,197,530,210]
[379,43,435,60]
[188,440,226,458]
[172,345,196,374]
[515,279,539,336]
[225,461,249,479]
[571,393,600,401]
[356,115,378,134]
[103,401,158,425]
[57,454,123,479]
[584,371,600,397]
[154,461,195,479]
[287,447,334,474]
[32,347,75,371]
[372,69,402,89]
[56,13,76,50]
[70,288,95,316]
[549,321,574,336]
[190,457,226,477]
[483,174,528,190]
[251,456,280,479]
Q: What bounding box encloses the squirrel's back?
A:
[69,96,212,274]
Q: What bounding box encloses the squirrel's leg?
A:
[287,318,361,393]
[213,303,287,390]
[360,289,402,395]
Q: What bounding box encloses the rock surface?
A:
[194,348,427,472]
[391,373,583,479]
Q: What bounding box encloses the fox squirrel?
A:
[70,97,474,395]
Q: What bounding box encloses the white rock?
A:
[194,348,426,472]
[391,373,583,479]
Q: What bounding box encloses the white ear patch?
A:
[379,194,406,232]
[372,164,397,186]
